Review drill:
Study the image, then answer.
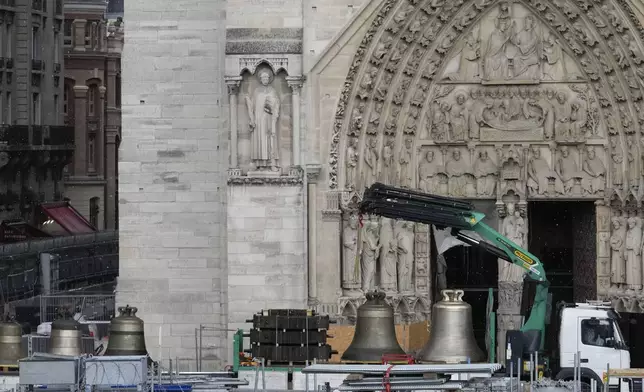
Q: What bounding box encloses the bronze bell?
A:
[105,305,148,356]
[342,291,405,362]
[49,316,82,356]
[418,289,484,363]
[0,320,22,364]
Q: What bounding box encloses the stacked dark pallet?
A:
[246,309,336,364]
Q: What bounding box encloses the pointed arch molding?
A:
[327,0,644,205]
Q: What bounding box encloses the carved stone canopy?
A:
[326,0,644,208]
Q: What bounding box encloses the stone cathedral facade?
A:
[120,0,644,369]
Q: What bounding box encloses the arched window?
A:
[89,197,100,228]
[63,84,70,115]
[88,85,98,116]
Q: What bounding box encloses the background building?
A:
[63,0,123,230]
[120,0,644,370]
[0,0,72,227]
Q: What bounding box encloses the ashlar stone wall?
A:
[118,0,228,370]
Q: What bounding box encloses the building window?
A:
[32,27,40,60]
[84,21,91,47]
[54,95,59,120]
[54,32,59,63]
[89,197,100,228]
[88,86,97,116]
[63,20,72,47]
[115,73,121,107]
[581,319,615,348]
[63,85,69,114]
[5,24,12,58]
[5,92,11,124]
[32,93,40,125]
[88,133,95,172]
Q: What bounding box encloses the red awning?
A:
[40,202,96,234]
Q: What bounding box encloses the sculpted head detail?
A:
[587,146,596,159]
[612,217,621,230]
[532,147,541,158]
[258,70,272,86]
[561,146,569,157]
[348,214,358,229]
[455,93,466,105]
[426,150,434,162]
[453,150,461,160]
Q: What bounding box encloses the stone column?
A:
[225,77,242,168]
[287,77,304,167]
[97,86,106,176]
[596,200,611,296]
[495,201,527,363]
[73,85,89,177]
[306,164,322,305]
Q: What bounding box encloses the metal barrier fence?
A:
[39,294,115,323]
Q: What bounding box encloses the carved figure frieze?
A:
[474,148,498,197]
[395,220,415,293]
[581,146,606,196]
[554,145,583,194]
[418,148,446,194]
[445,148,476,197]
[527,145,558,196]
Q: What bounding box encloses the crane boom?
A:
[359,182,549,348]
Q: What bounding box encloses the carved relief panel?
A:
[237,64,293,173]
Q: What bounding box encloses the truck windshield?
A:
[612,320,626,343]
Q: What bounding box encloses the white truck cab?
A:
[557,301,630,392]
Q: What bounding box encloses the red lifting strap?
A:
[383,364,395,392]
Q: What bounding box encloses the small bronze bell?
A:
[49,315,82,356]
[418,289,484,363]
[0,320,22,364]
[105,305,148,356]
[342,291,405,362]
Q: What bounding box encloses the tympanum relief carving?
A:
[328,0,644,316]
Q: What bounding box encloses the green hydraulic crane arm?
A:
[359,182,549,348]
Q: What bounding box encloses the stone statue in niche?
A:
[610,215,627,289]
[554,146,580,194]
[361,218,381,292]
[581,146,606,195]
[527,147,555,195]
[395,220,415,294]
[380,139,395,185]
[625,217,642,291]
[418,150,441,194]
[627,136,639,189]
[362,137,379,188]
[378,217,397,293]
[474,150,498,197]
[244,69,280,171]
[445,149,475,197]
[346,138,359,190]
[398,138,413,188]
[342,213,360,290]
[450,93,469,141]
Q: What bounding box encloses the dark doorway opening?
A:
[528,201,596,354]
[618,313,644,368]
[443,244,498,356]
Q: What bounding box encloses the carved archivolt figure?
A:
[395,221,415,294]
[378,217,397,293]
[625,217,642,291]
[474,150,498,197]
[342,213,360,290]
[610,216,627,287]
[245,69,280,170]
[345,138,359,189]
[398,139,413,188]
[380,140,395,185]
[362,137,379,188]
[361,219,381,292]
[581,146,606,195]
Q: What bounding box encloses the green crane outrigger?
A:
[359,182,549,352]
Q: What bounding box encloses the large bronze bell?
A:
[342,291,405,362]
[418,289,484,363]
[49,316,82,356]
[0,320,22,364]
[105,305,148,356]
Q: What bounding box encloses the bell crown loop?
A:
[441,289,465,302]
[118,305,138,317]
[365,290,387,301]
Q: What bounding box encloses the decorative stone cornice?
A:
[227,167,304,186]
[603,293,644,313]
